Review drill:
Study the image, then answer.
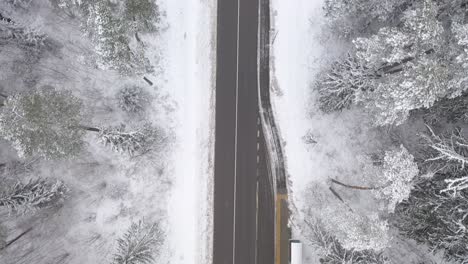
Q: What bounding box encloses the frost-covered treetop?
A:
[373,145,419,213]
[321,208,389,251]
[0,87,85,159]
[354,0,443,69]
[98,123,163,156]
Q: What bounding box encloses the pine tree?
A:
[98,123,162,156]
[331,146,418,213]
[5,0,33,9]
[0,13,46,49]
[64,0,158,75]
[422,127,468,194]
[372,145,419,213]
[394,174,468,263]
[84,0,136,74]
[304,217,388,263]
[113,221,163,264]
[117,85,149,113]
[123,0,160,35]
[0,178,68,214]
[0,87,85,159]
[317,0,468,126]
[323,0,409,38]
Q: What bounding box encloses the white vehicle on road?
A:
[290,239,303,264]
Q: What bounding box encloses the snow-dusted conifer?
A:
[123,0,160,34]
[84,0,136,74]
[323,0,408,38]
[395,174,468,262]
[0,14,46,49]
[373,145,419,213]
[0,87,85,159]
[98,123,161,156]
[321,209,389,251]
[316,53,374,112]
[0,178,68,214]
[113,221,163,264]
[305,217,388,263]
[318,0,467,126]
[117,85,149,113]
[422,127,468,195]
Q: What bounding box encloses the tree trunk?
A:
[329,187,354,212]
[331,178,375,190]
[70,125,100,133]
[0,227,33,251]
[375,48,435,77]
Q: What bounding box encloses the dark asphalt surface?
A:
[213,0,274,263]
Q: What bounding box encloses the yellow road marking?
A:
[275,194,288,264]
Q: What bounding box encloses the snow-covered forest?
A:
[0,1,215,263]
[273,0,468,263]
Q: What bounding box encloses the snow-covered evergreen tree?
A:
[123,0,160,35]
[113,221,163,264]
[316,53,374,112]
[318,0,468,126]
[0,13,46,49]
[84,0,137,74]
[395,174,468,263]
[321,208,389,251]
[98,123,162,156]
[372,145,419,213]
[323,0,408,38]
[117,85,149,113]
[330,146,418,213]
[0,87,85,159]
[422,127,468,195]
[0,178,68,214]
[56,0,158,75]
[5,0,33,9]
[305,217,388,263]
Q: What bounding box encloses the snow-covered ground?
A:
[160,0,216,263]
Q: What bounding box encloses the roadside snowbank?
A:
[270,0,326,262]
[160,0,216,263]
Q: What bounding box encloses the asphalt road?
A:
[213,0,274,263]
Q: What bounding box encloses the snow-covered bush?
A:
[113,220,163,264]
[117,85,149,113]
[98,123,163,156]
[0,178,68,214]
[0,87,85,159]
